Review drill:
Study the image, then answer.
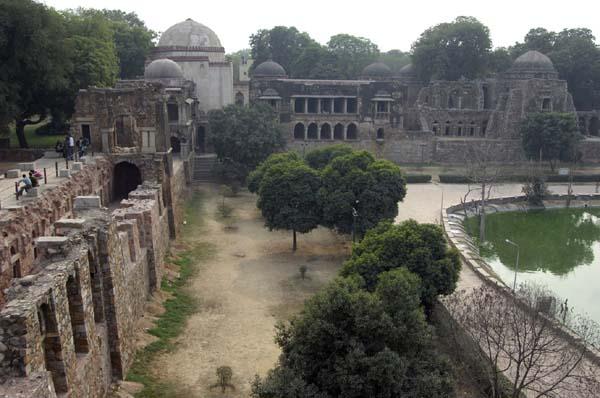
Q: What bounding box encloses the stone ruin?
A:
[0,152,189,397]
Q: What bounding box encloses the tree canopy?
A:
[256,159,321,250]
[318,151,406,236]
[251,275,454,398]
[412,16,492,81]
[341,220,461,311]
[520,112,582,168]
[208,104,285,174]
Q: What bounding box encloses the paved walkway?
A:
[0,154,96,210]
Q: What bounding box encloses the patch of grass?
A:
[6,119,59,149]
[126,189,215,397]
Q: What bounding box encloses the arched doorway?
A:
[376,128,384,140]
[293,123,305,140]
[334,124,344,140]
[320,123,332,140]
[590,117,600,136]
[307,123,318,140]
[196,126,206,153]
[113,162,142,200]
[235,92,244,106]
[346,123,358,140]
[170,136,181,153]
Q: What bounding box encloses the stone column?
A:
[304,98,308,113]
[317,99,321,114]
[343,98,347,114]
[330,98,334,114]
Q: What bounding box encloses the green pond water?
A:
[465,208,600,324]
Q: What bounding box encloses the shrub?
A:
[405,174,432,183]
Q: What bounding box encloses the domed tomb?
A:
[361,62,392,79]
[253,60,287,78]
[144,58,184,80]
[506,50,558,78]
[158,18,222,48]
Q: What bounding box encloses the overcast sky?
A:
[42,0,600,53]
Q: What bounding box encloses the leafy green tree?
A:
[292,44,339,79]
[304,144,353,170]
[208,104,285,176]
[252,275,454,398]
[487,47,513,74]
[0,0,72,147]
[519,112,582,170]
[247,151,301,193]
[327,34,380,79]
[412,16,492,81]
[379,49,411,74]
[318,151,406,236]
[341,220,461,311]
[256,160,321,250]
[249,26,318,77]
[76,8,156,79]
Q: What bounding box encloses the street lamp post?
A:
[505,239,520,292]
[352,200,359,243]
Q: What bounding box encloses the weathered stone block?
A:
[74,196,101,209]
[58,169,71,178]
[34,236,69,248]
[70,162,83,171]
[55,218,86,229]
[25,188,38,198]
[17,162,35,171]
[6,169,20,179]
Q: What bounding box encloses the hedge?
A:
[438,174,600,184]
[405,174,432,183]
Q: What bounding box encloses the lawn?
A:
[4,120,64,149]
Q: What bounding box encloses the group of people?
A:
[16,169,43,199]
[55,133,89,160]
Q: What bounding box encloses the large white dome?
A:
[158,19,222,48]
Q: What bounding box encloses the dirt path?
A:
[153,185,349,396]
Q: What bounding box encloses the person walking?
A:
[66,133,75,160]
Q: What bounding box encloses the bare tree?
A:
[445,283,600,398]
[462,142,504,242]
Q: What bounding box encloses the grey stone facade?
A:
[250,50,600,163]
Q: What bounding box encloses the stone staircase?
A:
[193,154,217,182]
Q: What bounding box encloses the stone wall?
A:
[0,157,113,307]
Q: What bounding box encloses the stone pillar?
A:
[317,99,321,114]
[330,98,334,114]
[343,98,347,114]
[304,98,308,114]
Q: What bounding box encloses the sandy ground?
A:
[149,181,600,397]
[153,185,349,397]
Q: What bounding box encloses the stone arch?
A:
[170,135,181,153]
[376,128,385,140]
[320,123,332,140]
[293,123,305,140]
[67,272,89,354]
[346,123,358,140]
[334,123,344,140]
[235,91,244,106]
[307,123,318,140]
[590,117,600,136]
[113,161,142,200]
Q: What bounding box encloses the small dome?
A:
[158,19,222,48]
[512,50,555,72]
[144,59,184,80]
[253,60,287,78]
[398,63,416,76]
[361,62,392,78]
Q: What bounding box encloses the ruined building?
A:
[250,50,600,162]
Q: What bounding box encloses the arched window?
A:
[334,123,344,140]
[167,102,179,122]
[113,162,142,200]
[457,121,463,137]
[432,120,439,135]
[293,123,305,140]
[320,123,332,140]
[346,123,358,140]
[481,120,488,136]
[445,121,451,136]
[170,136,181,153]
[469,121,476,136]
[376,128,384,140]
[307,123,318,139]
[235,92,244,106]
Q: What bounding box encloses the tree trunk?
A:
[15,119,29,149]
[292,228,297,251]
[479,181,486,242]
